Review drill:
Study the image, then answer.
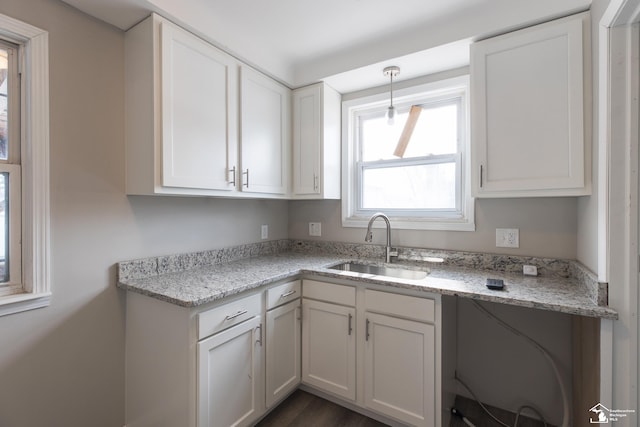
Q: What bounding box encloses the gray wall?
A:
[0,1,288,426]
[289,198,578,259]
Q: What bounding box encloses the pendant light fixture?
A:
[383,65,400,125]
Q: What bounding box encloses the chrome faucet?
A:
[365,213,398,263]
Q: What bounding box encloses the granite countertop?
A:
[117,243,618,320]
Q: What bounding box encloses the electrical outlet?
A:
[496,228,519,248]
[261,224,268,240]
[523,265,538,276]
[309,222,322,237]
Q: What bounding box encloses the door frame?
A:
[599,0,640,413]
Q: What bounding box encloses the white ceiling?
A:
[61,0,591,92]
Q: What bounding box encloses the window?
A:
[0,13,50,316]
[0,40,22,297]
[342,75,474,231]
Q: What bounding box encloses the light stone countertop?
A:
[117,250,618,320]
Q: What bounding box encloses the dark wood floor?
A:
[255,390,389,427]
[257,390,554,427]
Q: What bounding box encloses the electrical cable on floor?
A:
[453,300,570,427]
[451,407,477,426]
[455,372,517,427]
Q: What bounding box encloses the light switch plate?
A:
[496,228,519,248]
[261,224,268,240]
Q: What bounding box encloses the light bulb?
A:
[386,105,395,125]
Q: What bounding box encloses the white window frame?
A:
[342,75,474,231]
[0,13,50,316]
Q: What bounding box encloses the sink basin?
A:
[329,262,429,280]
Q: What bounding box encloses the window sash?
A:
[356,153,462,216]
[0,164,21,293]
[0,39,20,165]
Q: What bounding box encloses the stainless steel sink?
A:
[329,262,429,280]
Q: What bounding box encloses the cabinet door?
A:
[198,316,263,427]
[471,13,588,197]
[160,21,238,191]
[292,83,341,199]
[301,299,356,400]
[364,312,436,427]
[292,85,321,195]
[240,66,290,195]
[265,299,301,408]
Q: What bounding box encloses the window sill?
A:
[0,292,51,317]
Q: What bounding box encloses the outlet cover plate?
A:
[309,222,322,237]
[261,224,268,240]
[496,228,519,248]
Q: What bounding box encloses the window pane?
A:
[0,173,7,283]
[0,47,7,161]
[361,112,408,161]
[362,162,456,210]
[361,103,458,162]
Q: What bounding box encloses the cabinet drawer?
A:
[365,289,436,323]
[266,280,301,310]
[303,280,355,306]
[198,293,262,340]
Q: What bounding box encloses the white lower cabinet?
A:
[364,289,439,427]
[124,278,441,427]
[301,280,441,427]
[198,315,264,427]
[196,291,264,427]
[266,299,301,408]
[302,298,357,400]
[364,313,436,427]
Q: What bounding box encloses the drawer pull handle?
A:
[225,310,248,321]
[280,290,297,298]
[366,318,370,341]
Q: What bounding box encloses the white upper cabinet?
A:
[160,21,238,191]
[471,12,591,197]
[125,14,290,198]
[240,66,291,195]
[292,83,341,199]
